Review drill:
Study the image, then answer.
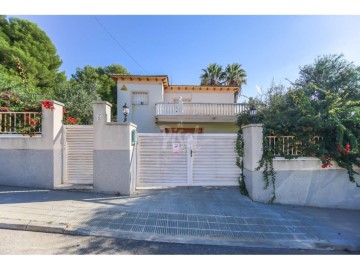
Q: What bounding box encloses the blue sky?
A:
[15,15,360,100]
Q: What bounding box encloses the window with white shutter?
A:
[132,92,149,105]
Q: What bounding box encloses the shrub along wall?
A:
[241,124,360,210]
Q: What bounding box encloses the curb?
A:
[1,219,359,253]
[314,242,360,252]
[27,220,67,234]
[0,218,67,234]
[0,218,28,231]
[65,226,360,253]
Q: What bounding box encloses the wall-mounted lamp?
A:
[250,106,257,124]
[123,103,129,122]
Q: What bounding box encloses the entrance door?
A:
[63,125,94,185]
[136,133,238,188]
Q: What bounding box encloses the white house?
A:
[111,74,248,133]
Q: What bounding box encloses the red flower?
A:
[345,143,350,154]
[66,116,79,125]
[42,100,55,110]
[25,116,38,127]
[63,108,67,115]
[321,162,332,169]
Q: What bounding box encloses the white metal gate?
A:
[63,125,94,185]
[137,133,239,188]
[192,134,239,186]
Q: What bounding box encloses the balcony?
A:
[155,103,250,123]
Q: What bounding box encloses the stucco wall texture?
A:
[244,168,360,210]
[0,150,59,189]
[93,150,132,195]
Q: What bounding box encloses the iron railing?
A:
[0,112,42,135]
[267,135,322,156]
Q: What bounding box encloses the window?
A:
[132,92,149,105]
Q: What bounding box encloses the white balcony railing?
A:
[156,103,250,116]
[0,112,42,135]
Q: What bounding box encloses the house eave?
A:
[109,74,169,86]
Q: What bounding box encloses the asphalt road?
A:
[0,229,357,255]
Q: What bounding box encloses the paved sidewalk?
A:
[0,185,359,251]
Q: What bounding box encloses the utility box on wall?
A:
[131,129,137,146]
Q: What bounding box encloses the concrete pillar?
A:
[42,100,64,150]
[242,124,263,171]
[241,124,273,202]
[46,101,64,188]
[92,101,137,195]
[93,101,112,125]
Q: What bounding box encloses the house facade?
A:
[112,75,247,133]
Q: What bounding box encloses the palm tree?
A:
[200,63,225,86]
[224,63,247,87]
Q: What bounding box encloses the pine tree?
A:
[0,16,65,93]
